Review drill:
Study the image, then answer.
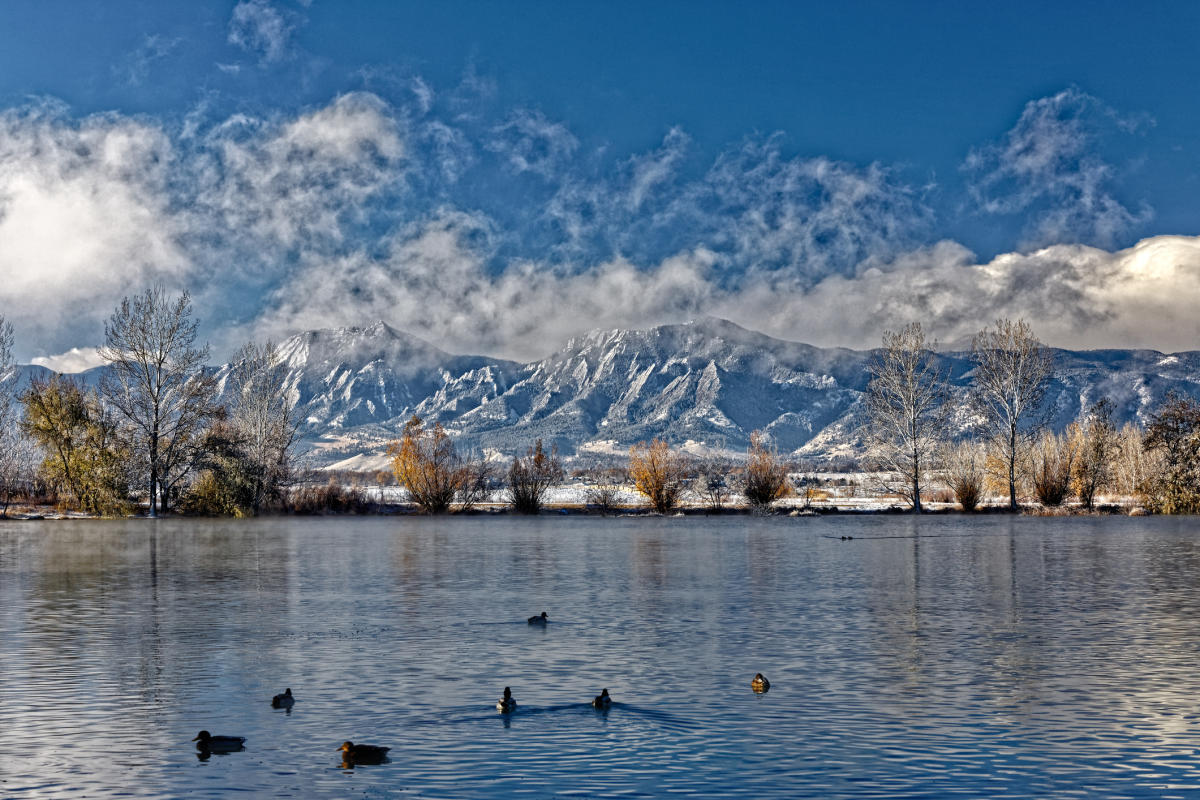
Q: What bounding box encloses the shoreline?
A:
[0,501,1150,521]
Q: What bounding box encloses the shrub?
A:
[1141,395,1200,514]
[629,439,687,513]
[943,440,985,511]
[507,440,562,514]
[288,479,371,514]
[584,465,627,513]
[388,416,488,513]
[740,431,791,509]
[1031,431,1074,507]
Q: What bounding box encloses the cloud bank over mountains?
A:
[0,71,1192,366]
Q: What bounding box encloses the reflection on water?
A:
[3,515,1200,798]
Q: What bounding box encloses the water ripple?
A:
[4,515,1200,797]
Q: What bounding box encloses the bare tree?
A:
[1071,397,1117,510]
[692,448,731,511]
[971,319,1053,510]
[1112,422,1157,503]
[584,461,627,513]
[0,316,32,515]
[226,341,299,513]
[864,322,949,513]
[0,433,36,516]
[99,287,216,516]
[0,316,13,436]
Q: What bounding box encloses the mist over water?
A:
[2,515,1200,798]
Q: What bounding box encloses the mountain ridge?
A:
[14,319,1200,468]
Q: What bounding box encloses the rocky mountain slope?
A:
[12,318,1200,468]
[254,318,1200,468]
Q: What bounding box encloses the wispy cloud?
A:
[113,34,182,86]
[0,82,1186,366]
[228,0,296,65]
[963,87,1153,248]
[487,109,580,179]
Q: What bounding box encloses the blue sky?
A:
[1,1,1199,367]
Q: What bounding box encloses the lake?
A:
[2,514,1200,798]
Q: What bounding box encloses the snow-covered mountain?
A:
[249,318,1200,468]
[15,318,1196,468]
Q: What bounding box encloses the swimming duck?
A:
[591,688,612,709]
[193,731,246,752]
[271,688,294,708]
[751,673,770,693]
[528,611,548,624]
[339,741,390,764]
[496,686,517,713]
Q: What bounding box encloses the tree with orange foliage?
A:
[388,415,484,513]
[629,438,687,513]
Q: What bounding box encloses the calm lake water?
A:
[3,514,1200,798]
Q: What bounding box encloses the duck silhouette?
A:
[339,741,390,765]
[496,686,517,713]
[271,688,294,708]
[528,611,548,624]
[591,688,612,709]
[751,673,770,693]
[193,731,246,753]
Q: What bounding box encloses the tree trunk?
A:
[149,430,158,519]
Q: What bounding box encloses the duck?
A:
[339,741,390,764]
[591,688,612,709]
[496,686,517,713]
[193,731,246,752]
[751,673,770,693]
[271,688,294,708]
[528,611,548,625]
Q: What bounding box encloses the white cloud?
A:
[246,200,1200,361]
[192,92,404,252]
[963,88,1152,248]
[712,235,1200,353]
[0,94,406,359]
[31,346,106,373]
[228,0,294,65]
[0,85,1190,367]
[0,104,190,356]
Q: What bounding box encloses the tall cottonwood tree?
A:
[99,287,215,516]
[971,319,1052,510]
[864,322,949,513]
